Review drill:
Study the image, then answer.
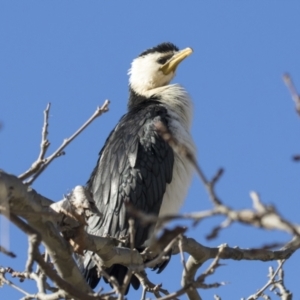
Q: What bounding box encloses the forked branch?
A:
[19,100,110,184]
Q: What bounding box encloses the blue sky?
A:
[1,1,300,299]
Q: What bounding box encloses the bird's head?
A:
[128,42,193,97]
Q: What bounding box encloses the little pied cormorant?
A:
[81,42,196,292]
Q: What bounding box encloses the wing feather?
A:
[83,100,174,287]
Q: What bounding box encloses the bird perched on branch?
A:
[81,42,196,292]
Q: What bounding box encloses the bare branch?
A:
[0,171,92,294]
[134,271,168,299]
[39,103,51,161]
[272,263,292,300]
[0,245,16,258]
[3,116,300,300]
[6,213,113,300]
[283,73,300,116]
[247,260,286,300]
[19,100,110,183]
[0,268,34,298]
[196,245,225,284]
[18,103,51,181]
[178,235,188,274]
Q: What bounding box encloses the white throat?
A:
[128,52,175,96]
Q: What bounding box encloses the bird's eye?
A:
[157,55,172,65]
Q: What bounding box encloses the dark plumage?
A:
[83,99,174,289]
[139,42,179,57]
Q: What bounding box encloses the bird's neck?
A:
[128,84,193,130]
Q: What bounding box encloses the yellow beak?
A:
[160,47,193,75]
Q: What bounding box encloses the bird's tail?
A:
[104,264,140,294]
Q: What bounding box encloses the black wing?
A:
[83,100,174,288]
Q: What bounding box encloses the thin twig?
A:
[19,103,51,180]
[0,245,16,258]
[5,213,106,300]
[38,103,51,161]
[19,100,110,184]
[271,263,292,299]
[247,260,285,300]
[134,271,165,299]
[283,73,300,116]
[0,269,33,298]
[197,244,226,283]
[178,236,188,274]
[160,246,226,300]
[142,236,180,271]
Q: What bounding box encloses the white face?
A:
[128,51,177,96]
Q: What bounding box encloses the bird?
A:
[81,42,196,292]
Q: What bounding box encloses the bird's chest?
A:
[158,118,195,217]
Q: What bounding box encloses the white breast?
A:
[147,83,196,217]
[139,84,196,247]
[158,116,196,217]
